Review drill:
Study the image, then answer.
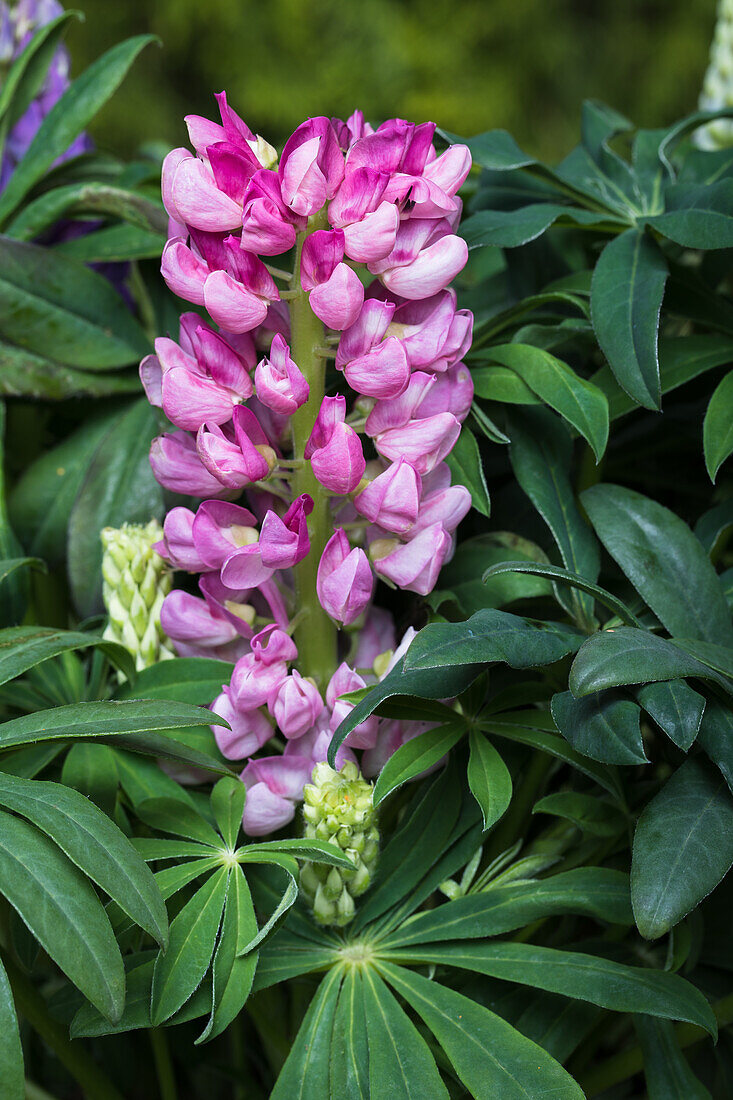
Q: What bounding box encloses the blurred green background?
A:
[72,0,716,160]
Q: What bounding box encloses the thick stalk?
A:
[2,953,125,1100]
[149,1028,178,1100]
[287,213,339,688]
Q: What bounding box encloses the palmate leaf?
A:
[210,775,246,850]
[197,864,258,1044]
[632,757,733,939]
[0,956,24,1100]
[0,771,167,946]
[373,720,467,805]
[151,866,228,1026]
[136,797,223,848]
[330,968,370,1099]
[383,942,717,1036]
[270,968,342,1100]
[380,962,584,1100]
[0,808,124,1021]
[582,483,733,645]
[362,969,449,1099]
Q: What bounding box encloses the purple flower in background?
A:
[0,0,90,190]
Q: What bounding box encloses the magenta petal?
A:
[161,147,194,222]
[354,458,422,534]
[161,238,208,305]
[211,693,272,760]
[372,521,451,595]
[300,229,345,291]
[162,367,237,431]
[310,422,366,494]
[220,543,274,589]
[381,235,468,299]
[343,201,399,263]
[202,270,266,333]
[150,432,229,497]
[374,412,461,475]
[343,335,409,399]
[170,156,243,232]
[139,354,163,407]
[336,298,395,369]
[309,263,364,330]
[241,782,295,836]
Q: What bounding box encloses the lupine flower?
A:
[141,100,474,850]
[101,521,174,670]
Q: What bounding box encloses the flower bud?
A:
[255,334,309,414]
[272,670,324,738]
[354,458,422,534]
[101,521,174,671]
[317,530,374,625]
[300,761,379,926]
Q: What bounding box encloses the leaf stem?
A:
[2,952,125,1100]
[149,1027,178,1100]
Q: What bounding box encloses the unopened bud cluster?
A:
[299,762,379,926]
[697,0,733,149]
[101,521,175,670]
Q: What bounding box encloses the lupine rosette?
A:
[143,97,474,836]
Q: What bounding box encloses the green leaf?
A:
[362,968,449,1099]
[53,222,166,262]
[0,236,149,368]
[197,864,258,1043]
[67,400,163,617]
[636,681,706,751]
[0,956,24,1100]
[330,968,369,1099]
[210,776,245,851]
[0,698,232,775]
[533,791,626,836]
[635,1016,712,1100]
[449,128,536,171]
[582,483,733,645]
[114,658,233,704]
[0,771,166,946]
[704,369,733,482]
[385,943,716,1036]
[695,499,733,557]
[467,730,512,829]
[462,203,618,249]
[239,838,356,869]
[253,932,336,992]
[403,609,583,672]
[698,698,733,793]
[0,557,44,586]
[6,182,166,241]
[328,656,480,766]
[373,721,466,806]
[0,343,141,400]
[136,797,222,848]
[508,407,600,627]
[270,969,342,1100]
[0,626,135,688]
[484,560,642,626]
[632,757,733,939]
[62,742,119,812]
[380,962,584,1100]
[445,424,490,517]
[0,35,157,224]
[645,180,733,250]
[486,343,609,459]
[0,808,124,1021]
[151,866,228,1025]
[432,536,552,616]
[590,229,668,410]
[551,689,647,765]
[0,403,29,626]
[382,868,633,948]
[237,862,299,955]
[568,628,733,698]
[0,12,80,133]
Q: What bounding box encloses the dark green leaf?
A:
[590,229,668,410]
[53,222,165,262]
[636,681,706,751]
[0,343,141,399]
[382,868,633,948]
[635,1016,711,1100]
[151,866,228,1025]
[0,808,124,1020]
[67,400,163,617]
[704,369,733,482]
[210,776,245,851]
[330,968,369,1099]
[698,698,733,793]
[270,969,342,1100]
[582,483,733,645]
[645,180,733,250]
[632,757,733,939]
[136,797,222,848]
[0,36,157,224]
[114,658,233,704]
[373,721,466,806]
[533,791,626,835]
[0,771,166,946]
[551,689,647,765]
[362,968,448,1099]
[197,864,258,1043]
[0,626,135,688]
[385,942,717,1036]
[239,839,355,869]
[6,182,166,241]
[445,424,490,517]
[380,961,584,1100]
[484,561,642,626]
[0,956,24,1100]
[487,343,609,459]
[467,730,512,829]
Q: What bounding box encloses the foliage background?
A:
[72,0,716,162]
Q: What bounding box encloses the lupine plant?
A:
[0,4,733,1099]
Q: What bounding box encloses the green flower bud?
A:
[100,520,175,672]
[698,1,733,149]
[300,761,379,927]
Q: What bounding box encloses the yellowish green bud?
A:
[697,0,733,149]
[101,520,174,671]
[300,761,379,927]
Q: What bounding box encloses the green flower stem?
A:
[287,211,338,688]
[2,952,125,1100]
[578,992,733,1096]
[149,1027,178,1100]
